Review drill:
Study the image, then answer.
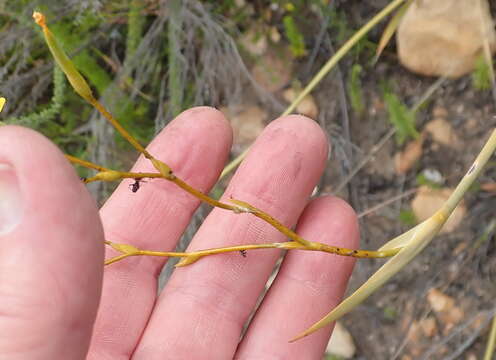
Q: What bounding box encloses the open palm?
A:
[0,107,358,359]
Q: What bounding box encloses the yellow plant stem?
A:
[104,239,401,266]
[289,127,496,342]
[484,313,496,360]
[36,10,400,262]
[65,153,400,261]
[65,154,110,172]
[220,0,407,179]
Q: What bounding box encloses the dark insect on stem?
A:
[240,250,247,258]
[129,179,145,193]
[80,177,87,182]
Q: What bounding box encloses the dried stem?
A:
[68,154,399,262]
[104,238,400,267]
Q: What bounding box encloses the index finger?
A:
[87,107,232,359]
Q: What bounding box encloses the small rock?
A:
[465,118,479,131]
[481,182,496,193]
[427,288,465,331]
[394,136,424,174]
[405,321,423,357]
[269,26,281,43]
[425,118,460,147]
[220,105,267,152]
[432,106,448,119]
[419,316,438,338]
[421,168,444,185]
[326,322,356,359]
[397,0,496,77]
[282,88,319,119]
[411,186,466,233]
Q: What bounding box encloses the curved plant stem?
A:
[220,0,407,179]
[104,238,401,267]
[289,127,496,342]
[67,153,398,258]
[484,313,496,360]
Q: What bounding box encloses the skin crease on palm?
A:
[0,107,359,360]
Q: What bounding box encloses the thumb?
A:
[0,126,104,359]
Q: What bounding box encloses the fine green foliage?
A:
[347,64,365,115]
[282,15,307,58]
[126,0,146,59]
[472,55,492,91]
[7,67,66,127]
[398,209,417,226]
[326,8,376,59]
[383,91,419,145]
[168,0,184,117]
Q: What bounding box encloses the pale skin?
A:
[0,107,358,359]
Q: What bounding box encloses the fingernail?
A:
[0,163,23,236]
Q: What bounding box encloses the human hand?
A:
[0,107,358,359]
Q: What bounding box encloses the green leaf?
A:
[282,15,307,58]
[399,209,417,226]
[384,92,419,145]
[472,54,492,91]
[347,64,364,115]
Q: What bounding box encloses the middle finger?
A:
[133,115,328,359]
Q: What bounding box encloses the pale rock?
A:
[421,168,444,185]
[427,288,465,331]
[481,182,496,193]
[397,0,496,78]
[432,106,448,119]
[411,186,466,233]
[220,105,267,151]
[425,118,460,147]
[394,136,424,174]
[419,316,438,338]
[405,321,423,357]
[282,88,319,119]
[270,26,281,43]
[325,322,356,359]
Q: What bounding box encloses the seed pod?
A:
[33,12,95,104]
[94,170,122,182]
